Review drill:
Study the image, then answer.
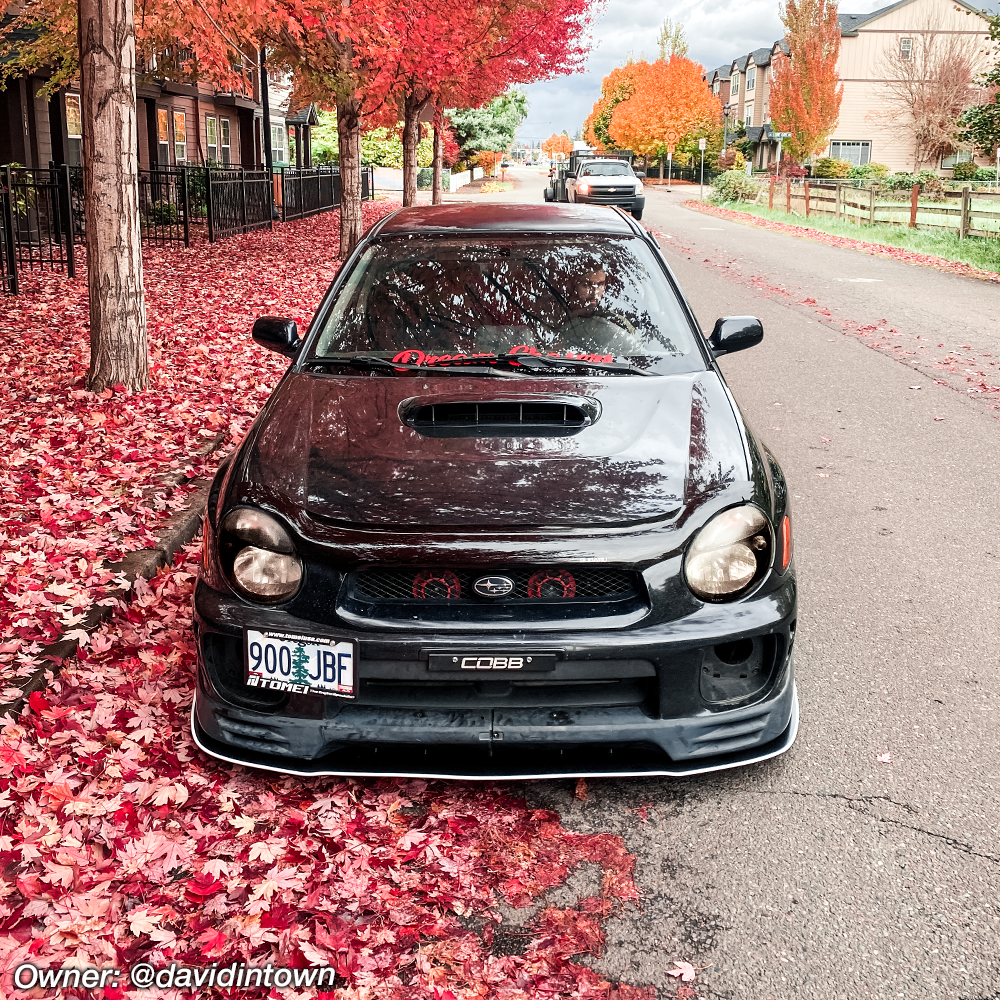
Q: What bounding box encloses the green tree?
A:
[449,91,528,156]
[956,10,1000,160]
[291,645,311,686]
[657,17,688,60]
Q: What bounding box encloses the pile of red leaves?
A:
[0,547,652,1000]
[0,204,396,690]
[684,201,1000,283]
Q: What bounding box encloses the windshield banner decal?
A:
[391,347,615,368]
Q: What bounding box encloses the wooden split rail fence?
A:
[766,177,1000,240]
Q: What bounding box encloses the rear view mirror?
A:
[253,316,300,357]
[708,316,764,357]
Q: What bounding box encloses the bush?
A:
[812,157,852,178]
[145,200,177,226]
[717,149,746,172]
[918,171,945,200]
[847,162,890,179]
[709,169,761,204]
[951,160,979,181]
[884,172,919,190]
[974,167,998,182]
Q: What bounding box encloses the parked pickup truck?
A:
[545,152,645,220]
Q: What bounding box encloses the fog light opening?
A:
[714,638,754,665]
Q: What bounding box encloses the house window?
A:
[713,81,720,95]
[829,140,871,166]
[206,116,217,163]
[65,93,83,166]
[941,150,973,168]
[173,111,186,163]
[900,38,912,60]
[747,66,756,91]
[157,108,170,164]
[731,73,739,95]
[745,110,753,127]
[220,118,231,164]
[271,123,286,164]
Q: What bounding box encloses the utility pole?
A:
[699,137,706,200]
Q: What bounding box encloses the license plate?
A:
[244,629,357,699]
[428,652,557,672]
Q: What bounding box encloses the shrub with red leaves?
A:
[0,548,653,999]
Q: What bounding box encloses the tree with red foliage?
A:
[368,0,592,207]
[604,57,721,158]
[768,0,844,163]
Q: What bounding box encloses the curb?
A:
[0,481,212,721]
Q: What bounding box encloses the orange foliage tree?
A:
[606,57,721,158]
[541,133,574,157]
[584,64,638,149]
[768,0,844,162]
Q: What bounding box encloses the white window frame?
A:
[220,118,231,165]
[173,110,186,164]
[747,66,756,91]
[829,140,871,166]
[206,115,218,163]
[900,38,912,60]
[270,123,286,164]
[157,107,170,164]
[941,150,973,168]
[745,109,753,127]
[731,73,739,95]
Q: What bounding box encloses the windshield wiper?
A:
[307,355,528,377]
[493,353,657,377]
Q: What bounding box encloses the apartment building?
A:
[708,0,995,174]
[0,17,315,172]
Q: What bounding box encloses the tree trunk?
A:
[78,0,147,392]
[432,107,443,206]
[337,98,363,258]
[402,93,431,207]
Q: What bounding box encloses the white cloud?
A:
[516,0,996,142]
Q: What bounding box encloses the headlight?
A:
[220,509,302,601]
[684,505,773,602]
[634,182,644,195]
[577,182,590,194]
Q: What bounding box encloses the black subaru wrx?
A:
[191,203,798,779]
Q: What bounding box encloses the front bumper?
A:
[191,576,798,779]
[574,193,645,214]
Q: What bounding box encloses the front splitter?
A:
[190,686,798,781]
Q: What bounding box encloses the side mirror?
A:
[253,316,301,357]
[634,170,646,179]
[708,316,763,357]
[566,171,577,179]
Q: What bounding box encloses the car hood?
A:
[242,371,748,529]
[581,176,636,187]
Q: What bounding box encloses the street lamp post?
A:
[722,104,732,152]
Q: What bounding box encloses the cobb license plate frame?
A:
[428,652,557,672]
[244,629,357,699]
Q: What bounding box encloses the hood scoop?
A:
[403,399,597,438]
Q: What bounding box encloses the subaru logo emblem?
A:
[474,575,515,598]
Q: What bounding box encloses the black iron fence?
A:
[2,161,375,294]
[1,165,76,291]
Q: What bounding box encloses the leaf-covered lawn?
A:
[687,200,1000,279]
[0,203,395,691]
[0,547,652,998]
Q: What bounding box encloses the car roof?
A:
[372,203,639,237]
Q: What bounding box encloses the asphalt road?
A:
[483,175,1000,999]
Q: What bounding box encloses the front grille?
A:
[406,401,588,437]
[585,189,636,202]
[353,567,640,603]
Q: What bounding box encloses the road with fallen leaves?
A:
[509,184,1000,998]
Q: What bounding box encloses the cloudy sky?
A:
[516,0,1000,144]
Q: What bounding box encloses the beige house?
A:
[830,0,995,173]
[708,0,995,175]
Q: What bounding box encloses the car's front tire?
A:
[632,207,643,221]
[543,187,553,202]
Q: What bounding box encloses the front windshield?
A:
[579,162,632,176]
[311,235,703,375]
